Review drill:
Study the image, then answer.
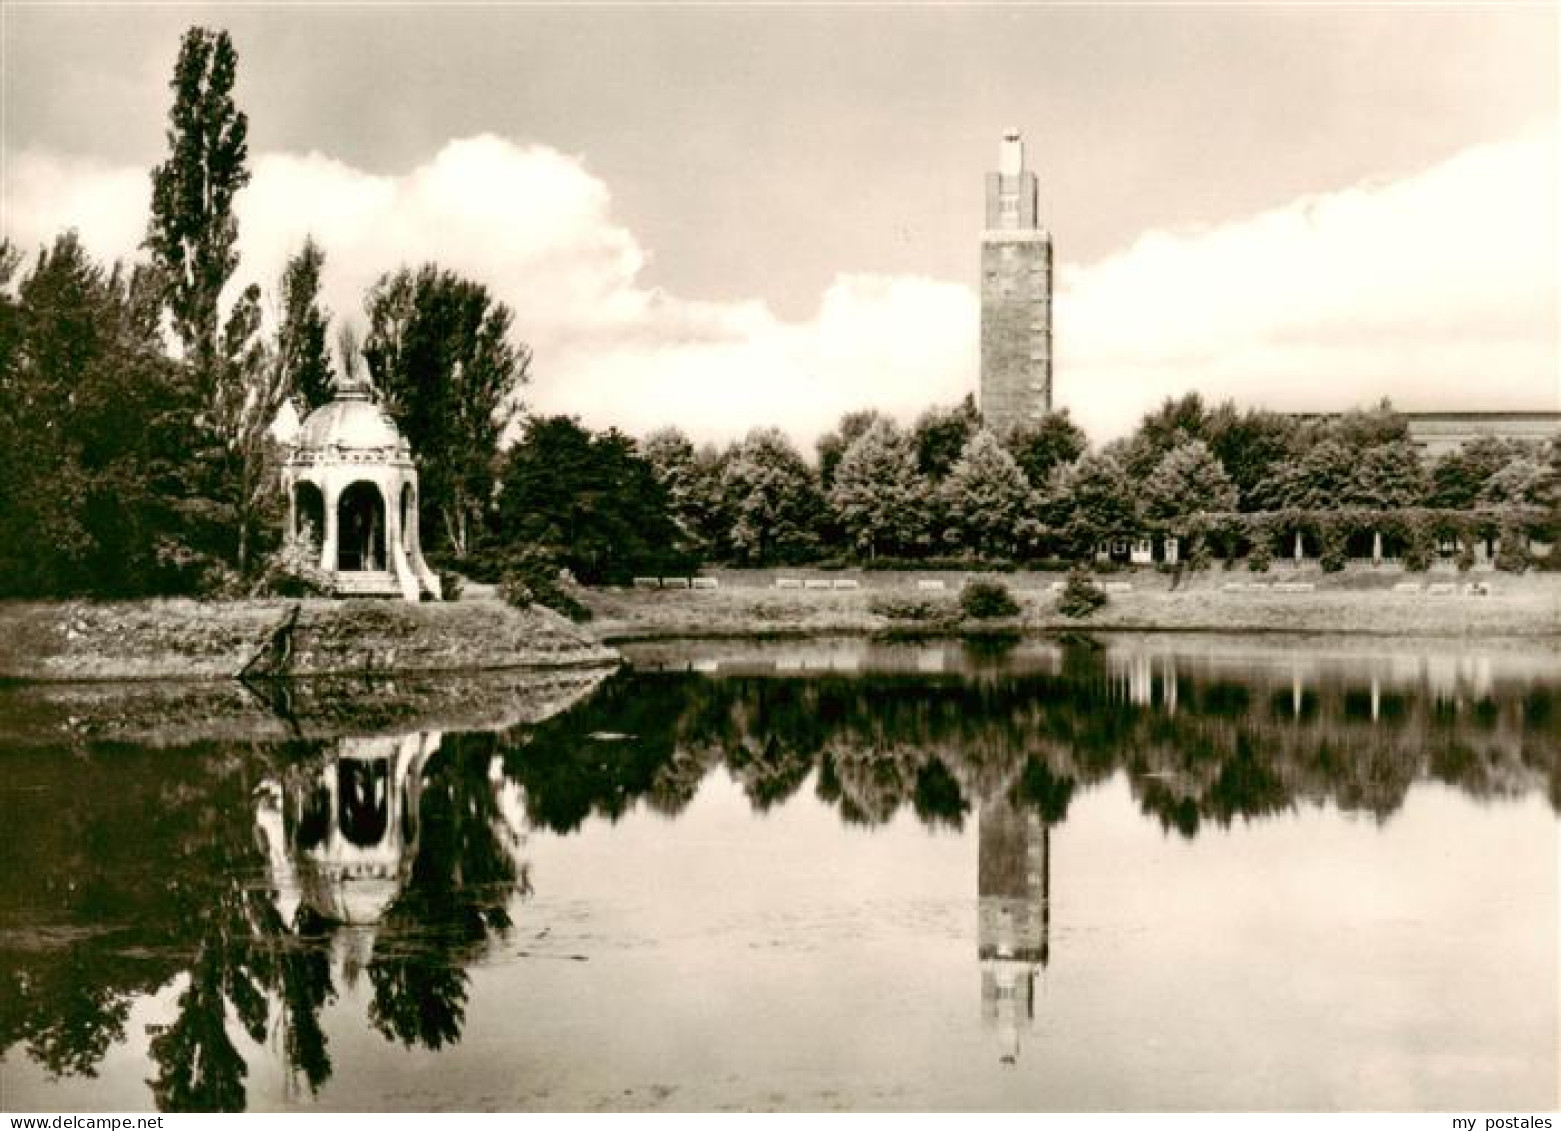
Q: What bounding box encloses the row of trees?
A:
[0,27,530,598]
[488,394,1558,581]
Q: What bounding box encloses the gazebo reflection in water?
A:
[254,731,528,980]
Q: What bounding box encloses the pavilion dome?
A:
[293,381,407,454]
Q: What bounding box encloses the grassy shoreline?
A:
[0,596,618,682]
[584,571,1561,644]
[0,665,615,748]
[2,569,1553,683]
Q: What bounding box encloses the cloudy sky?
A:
[4,4,1557,445]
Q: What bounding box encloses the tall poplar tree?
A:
[276,237,335,412]
[144,26,277,577]
[145,26,250,390]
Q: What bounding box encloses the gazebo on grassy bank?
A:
[281,378,442,602]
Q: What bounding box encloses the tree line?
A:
[491,393,1558,585]
[3,26,1556,601]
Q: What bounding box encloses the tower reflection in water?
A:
[977,793,1051,1065]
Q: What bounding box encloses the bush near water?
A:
[960,580,1021,619]
[1058,570,1108,619]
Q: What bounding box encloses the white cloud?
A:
[5,135,975,449]
[1055,134,1560,440]
[5,152,149,265]
[4,131,1555,452]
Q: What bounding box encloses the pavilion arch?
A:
[337,757,391,848]
[337,480,387,573]
[293,481,325,548]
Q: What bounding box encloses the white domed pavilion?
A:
[282,378,442,601]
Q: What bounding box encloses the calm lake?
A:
[2,635,1556,1112]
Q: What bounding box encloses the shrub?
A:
[493,546,594,621]
[1399,540,1430,572]
[436,569,465,601]
[1186,534,1213,573]
[1495,516,1531,574]
[868,592,956,622]
[1057,569,1107,619]
[1246,518,1274,572]
[498,573,533,608]
[252,533,331,598]
[960,579,1021,619]
[1316,517,1348,573]
[1399,525,1430,572]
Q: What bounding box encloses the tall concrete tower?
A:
[980,129,1053,435]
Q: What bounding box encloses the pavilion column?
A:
[1372,531,1383,566]
[383,479,402,575]
[322,479,341,573]
[286,478,298,541]
[1293,530,1304,564]
[385,483,403,559]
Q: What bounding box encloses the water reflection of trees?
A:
[505,648,1558,840]
[1,732,527,1112]
[363,733,526,1053]
[4,643,1556,1106]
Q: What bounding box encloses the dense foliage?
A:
[363,264,530,559]
[608,394,1556,573]
[0,236,199,595]
[487,415,689,586]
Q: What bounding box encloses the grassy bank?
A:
[0,665,614,748]
[585,570,1561,642]
[0,596,617,682]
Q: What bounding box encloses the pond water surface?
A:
[2,635,1556,1112]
